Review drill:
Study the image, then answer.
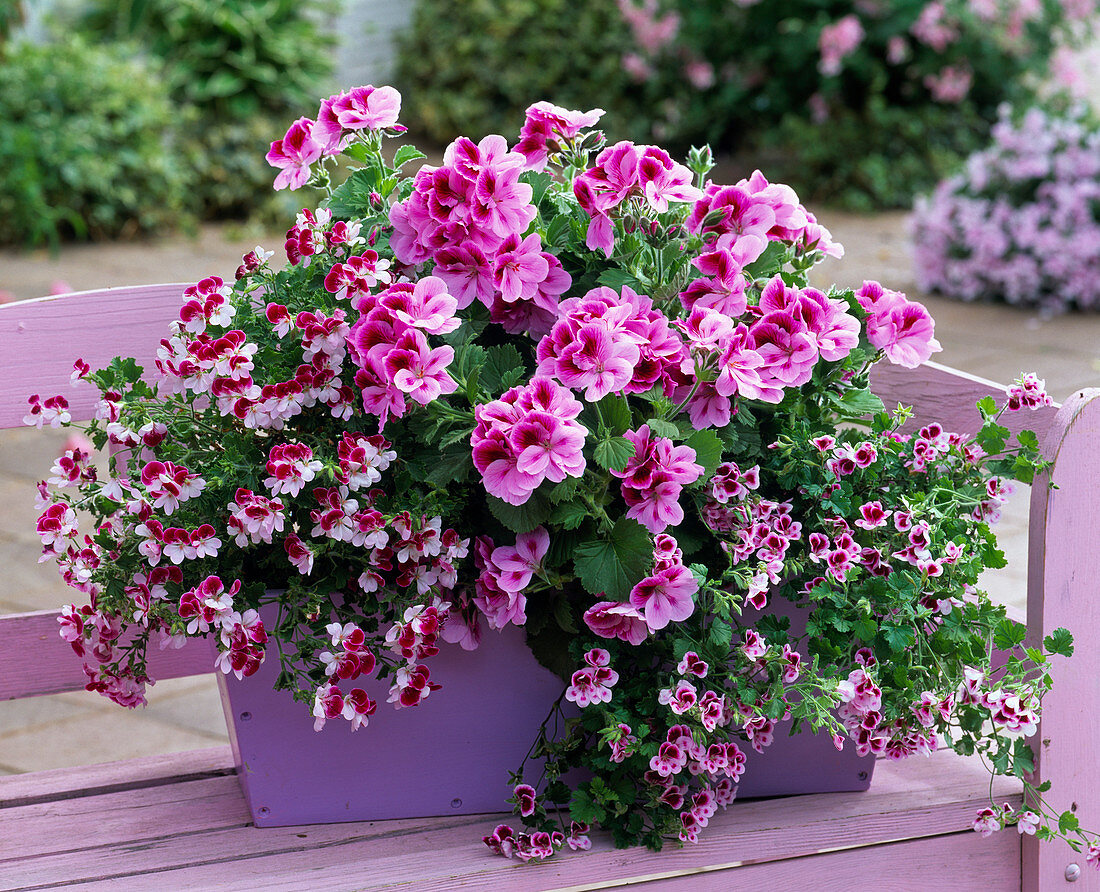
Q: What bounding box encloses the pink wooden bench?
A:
[1,285,1097,890]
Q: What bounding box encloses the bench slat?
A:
[0,745,233,808]
[0,284,188,429]
[871,359,1058,440]
[0,750,1020,890]
[0,610,215,700]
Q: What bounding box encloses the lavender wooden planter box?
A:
[218,610,873,828]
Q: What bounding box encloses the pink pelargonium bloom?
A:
[749,310,819,387]
[516,101,605,171]
[315,85,402,149]
[555,323,641,401]
[383,276,460,335]
[491,527,550,592]
[866,299,942,369]
[629,563,698,631]
[493,232,550,303]
[383,329,457,405]
[583,600,649,645]
[637,146,703,213]
[266,118,324,191]
[511,411,588,481]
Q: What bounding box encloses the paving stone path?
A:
[1,212,1096,773]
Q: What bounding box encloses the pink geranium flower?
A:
[629,563,698,631]
[490,527,550,592]
[866,299,942,368]
[266,117,324,191]
[583,601,649,645]
[383,330,457,405]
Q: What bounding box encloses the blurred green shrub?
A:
[0,38,188,248]
[84,0,337,219]
[395,0,647,145]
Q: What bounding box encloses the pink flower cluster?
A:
[483,823,566,862]
[285,207,365,268]
[179,276,235,333]
[385,598,449,708]
[1006,373,1053,411]
[687,169,841,260]
[515,101,604,171]
[226,488,285,546]
[336,432,396,489]
[266,85,402,190]
[471,378,587,506]
[389,134,572,336]
[177,576,267,680]
[537,285,687,402]
[611,426,703,533]
[643,723,743,843]
[573,141,701,256]
[707,497,801,606]
[324,249,392,300]
[628,534,698,630]
[855,281,942,369]
[565,647,620,707]
[347,277,460,426]
[264,443,323,497]
[818,14,864,76]
[914,107,1100,311]
[139,460,206,515]
[472,527,549,630]
[24,393,71,429]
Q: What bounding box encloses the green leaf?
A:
[326,167,381,218]
[1059,810,1081,834]
[1044,627,1075,658]
[523,170,553,206]
[486,492,551,534]
[1016,429,1039,451]
[708,619,732,652]
[594,436,635,472]
[837,388,885,419]
[481,344,527,396]
[574,518,653,600]
[1012,739,1036,777]
[596,268,646,292]
[683,428,723,479]
[570,787,607,825]
[550,499,589,530]
[976,395,998,419]
[993,618,1027,651]
[880,623,914,652]
[552,595,579,634]
[646,418,679,439]
[976,421,1011,456]
[548,477,581,503]
[744,240,789,279]
[596,394,633,435]
[392,144,427,170]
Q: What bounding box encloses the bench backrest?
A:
[1,284,1097,889]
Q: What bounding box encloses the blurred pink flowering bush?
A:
[29,86,1095,862]
[613,0,1098,208]
[914,105,1100,312]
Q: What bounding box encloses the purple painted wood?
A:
[1022,388,1100,892]
[220,598,872,827]
[0,283,188,428]
[0,609,215,700]
[0,749,1021,890]
[871,359,1058,440]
